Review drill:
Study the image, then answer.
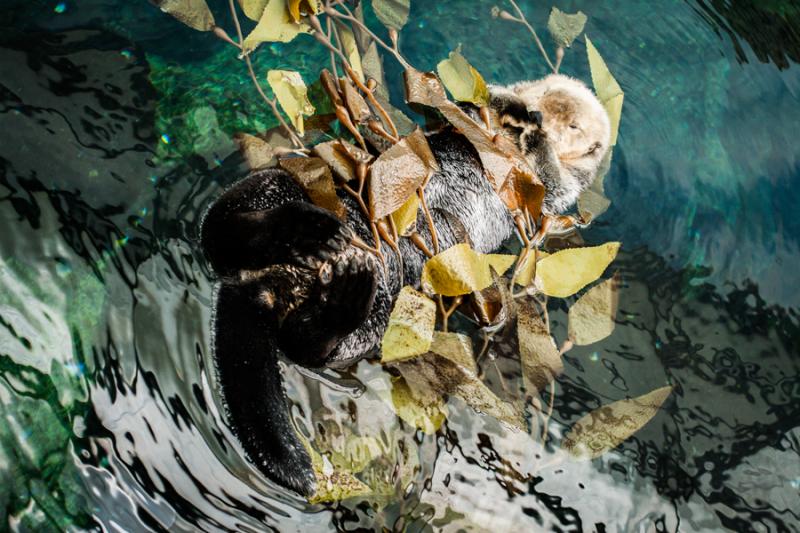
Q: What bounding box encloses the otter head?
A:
[492,74,611,165]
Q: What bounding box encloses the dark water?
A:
[1,0,799,531]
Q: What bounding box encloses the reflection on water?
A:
[1,0,800,531]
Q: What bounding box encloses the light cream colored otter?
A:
[489,74,611,214]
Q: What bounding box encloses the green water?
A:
[1,0,799,531]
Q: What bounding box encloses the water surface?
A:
[1,0,799,531]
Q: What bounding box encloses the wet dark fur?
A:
[201,130,514,496]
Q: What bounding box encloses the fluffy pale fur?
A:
[489,74,611,213]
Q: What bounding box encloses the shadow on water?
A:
[1,1,800,531]
[691,0,800,70]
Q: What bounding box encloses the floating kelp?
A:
[420,243,516,297]
[534,242,620,297]
[437,47,490,107]
[152,0,666,503]
[563,386,673,460]
[547,7,587,49]
[568,273,620,346]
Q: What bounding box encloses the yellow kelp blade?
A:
[517,301,562,394]
[421,243,516,297]
[156,0,215,31]
[563,386,673,460]
[242,0,310,52]
[390,377,447,434]
[266,70,315,135]
[437,48,490,106]
[380,287,436,363]
[586,36,624,145]
[534,242,620,298]
[568,274,620,346]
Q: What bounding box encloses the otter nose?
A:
[528,110,543,127]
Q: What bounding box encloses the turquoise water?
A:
[1,0,799,531]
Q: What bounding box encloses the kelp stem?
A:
[377,219,401,257]
[324,6,411,69]
[246,59,305,149]
[510,244,531,289]
[437,296,462,332]
[341,60,399,142]
[476,331,493,363]
[514,213,531,247]
[225,0,304,149]
[321,16,401,143]
[438,296,448,331]
[540,340,571,443]
[326,17,340,78]
[367,120,398,144]
[385,215,404,285]
[554,46,565,73]
[505,0,557,73]
[341,181,385,264]
[540,382,557,443]
[409,233,433,258]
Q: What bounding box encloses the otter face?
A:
[492,74,611,165]
[534,88,606,160]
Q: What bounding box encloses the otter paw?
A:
[260,201,352,269]
[278,251,378,367]
[320,252,378,330]
[521,126,546,152]
[529,109,543,128]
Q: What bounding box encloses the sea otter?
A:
[488,74,612,213]
[200,74,611,496]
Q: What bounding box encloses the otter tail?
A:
[213,283,317,497]
[202,172,378,496]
